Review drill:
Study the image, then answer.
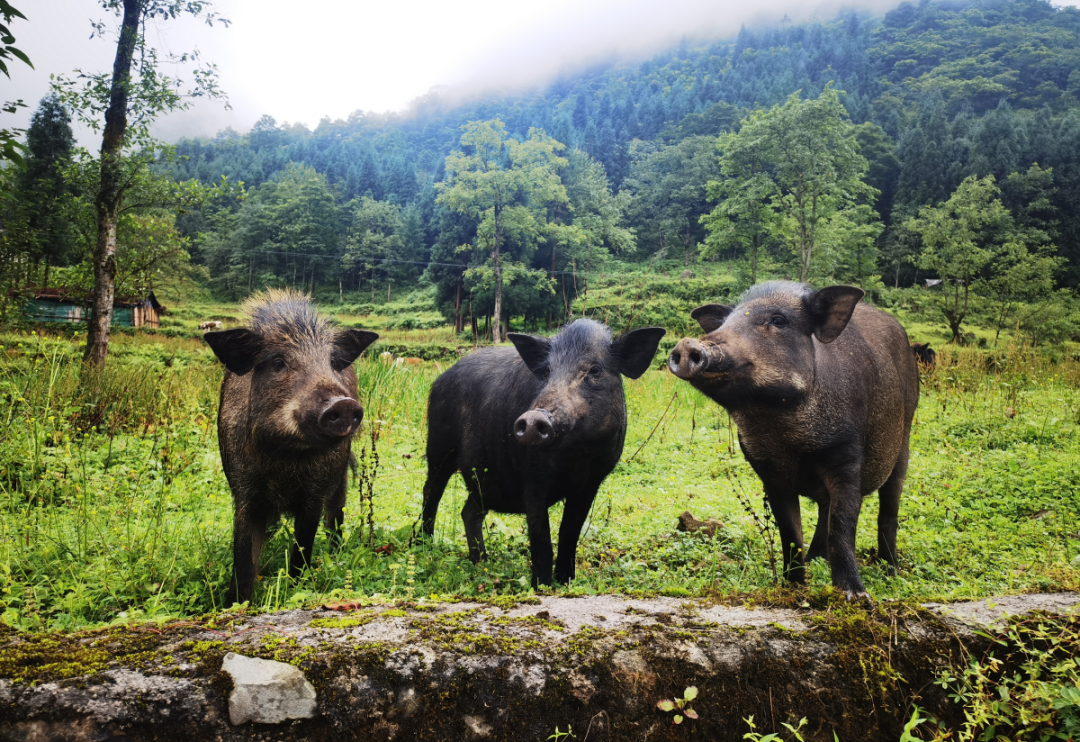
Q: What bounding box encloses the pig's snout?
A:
[319,397,364,437]
[514,409,555,446]
[669,338,710,379]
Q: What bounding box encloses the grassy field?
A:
[0,310,1078,631]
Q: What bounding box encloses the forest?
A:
[3,0,1080,348]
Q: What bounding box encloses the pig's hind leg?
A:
[288,508,321,581]
[461,493,487,564]
[324,472,348,552]
[421,451,457,538]
[806,499,829,565]
[875,441,908,576]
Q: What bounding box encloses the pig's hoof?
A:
[844,590,873,603]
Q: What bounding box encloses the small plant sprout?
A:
[546,724,576,740]
[657,686,699,724]
[742,715,809,741]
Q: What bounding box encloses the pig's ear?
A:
[507,333,551,374]
[809,285,864,343]
[691,304,733,334]
[204,329,263,376]
[613,327,667,379]
[332,329,380,371]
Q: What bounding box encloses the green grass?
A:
[0,325,1078,631]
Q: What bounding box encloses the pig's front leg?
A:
[524,495,555,588]
[553,477,602,584]
[763,485,807,584]
[227,500,267,606]
[820,462,868,600]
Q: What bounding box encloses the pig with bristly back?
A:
[668,281,919,600]
[421,319,666,587]
[204,289,379,605]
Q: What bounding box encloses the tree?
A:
[905,175,1013,343]
[342,197,402,300]
[0,0,31,166]
[52,0,228,368]
[711,87,879,282]
[18,95,77,285]
[985,235,1061,344]
[623,135,720,265]
[436,120,568,343]
[701,168,778,286]
[201,163,336,299]
[58,149,227,300]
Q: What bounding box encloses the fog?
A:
[4,0,1078,147]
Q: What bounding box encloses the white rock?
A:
[221,652,317,725]
[462,714,492,737]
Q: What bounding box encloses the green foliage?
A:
[742,715,809,742]
[929,614,1080,741]
[657,686,700,724]
[51,2,228,151]
[0,0,31,167]
[906,174,1061,343]
[624,135,721,265]
[436,120,570,342]
[706,86,881,284]
[2,95,79,279]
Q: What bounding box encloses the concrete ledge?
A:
[1,592,1076,741]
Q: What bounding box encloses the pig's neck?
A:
[729,400,817,460]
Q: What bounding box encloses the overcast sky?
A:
[5,0,1079,147]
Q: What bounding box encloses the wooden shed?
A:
[16,288,164,329]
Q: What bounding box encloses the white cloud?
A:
[7,0,1060,145]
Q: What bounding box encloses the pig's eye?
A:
[767,315,789,329]
[588,365,603,378]
[271,357,288,373]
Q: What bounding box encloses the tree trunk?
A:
[454,275,462,335]
[83,0,140,368]
[799,234,812,283]
[750,235,759,285]
[492,207,503,345]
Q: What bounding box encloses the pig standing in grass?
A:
[668,281,919,599]
[204,289,379,605]
[421,319,666,587]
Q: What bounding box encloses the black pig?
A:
[421,319,666,587]
[204,290,379,605]
[668,282,919,599]
[912,342,936,370]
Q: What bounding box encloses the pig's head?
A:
[204,290,379,449]
[507,319,666,448]
[668,281,863,409]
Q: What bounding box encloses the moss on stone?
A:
[0,625,166,685]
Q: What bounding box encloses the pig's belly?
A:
[794,449,899,503]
